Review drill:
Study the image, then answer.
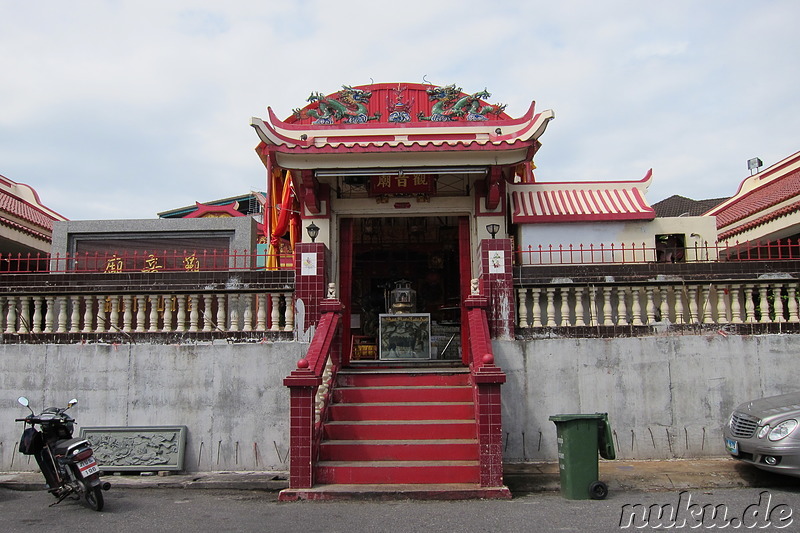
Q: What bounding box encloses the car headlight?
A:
[758,425,771,439]
[768,420,798,441]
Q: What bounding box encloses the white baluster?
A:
[136,295,147,332]
[559,287,570,326]
[632,287,644,326]
[110,296,121,332]
[44,296,55,333]
[545,288,556,327]
[216,294,226,331]
[602,287,614,326]
[730,284,743,324]
[758,285,770,323]
[271,293,281,331]
[716,285,729,324]
[659,286,669,323]
[82,295,93,333]
[531,288,542,327]
[284,292,294,332]
[617,286,628,325]
[148,295,160,332]
[202,294,214,332]
[701,285,713,324]
[744,285,756,323]
[5,296,18,334]
[242,294,253,331]
[645,287,656,325]
[687,286,699,324]
[674,288,685,325]
[95,295,106,333]
[163,295,173,332]
[256,294,267,331]
[574,287,586,327]
[517,288,529,328]
[773,283,785,323]
[18,296,31,333]
[69,295,81,333]
[229,294,239,331]
[176,295,187,332]
[788,284,799,323]
[32,296,43,334]
[588,286,598,326]
[189,294,200,332]
[122,294,133,332]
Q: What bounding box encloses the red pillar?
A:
[479,238,515,339]
[294,242,327,333]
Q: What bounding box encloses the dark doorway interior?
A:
[349,216,462,361]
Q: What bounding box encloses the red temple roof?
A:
[251,83,555,168]
[706,151,800,239]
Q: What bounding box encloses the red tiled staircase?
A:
[280,367,510,500]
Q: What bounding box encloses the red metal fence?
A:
[515,239,800,266]
[0,249,295,274]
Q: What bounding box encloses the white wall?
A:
[517,216,719,264]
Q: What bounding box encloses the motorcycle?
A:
[16,396,111,511]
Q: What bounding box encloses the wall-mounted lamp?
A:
[486,223,500,239]
[306,222,320,243]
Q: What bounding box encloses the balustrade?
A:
[0,291,294,337]
[517,280,800,329]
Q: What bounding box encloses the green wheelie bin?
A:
[548,413,616,500]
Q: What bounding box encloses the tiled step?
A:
[327,402,474,421]
[323,419,476,441]
[333,385,472,403]
[336,371,470,388]
[319,439,479,461]
[315,461,480,485]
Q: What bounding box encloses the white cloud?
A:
[1,0,799,220]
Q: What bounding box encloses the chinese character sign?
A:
[369,175,435,196]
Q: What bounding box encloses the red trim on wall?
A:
[458,216,472,366]
[339,218,354,366]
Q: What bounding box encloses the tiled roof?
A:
[713,166,800,230]
[651,195,728,218]
[509,172,656,223]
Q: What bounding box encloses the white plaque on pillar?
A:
[301,252,317,276]
[489,250,505,274]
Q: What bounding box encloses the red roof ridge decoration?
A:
[183,201,242,218]
[705,150,800,233]
[250,82,555,164]
[509,170,656,223]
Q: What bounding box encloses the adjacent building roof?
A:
[508,170,656,224]
[1,174,67,252]
[651,195,728,218]
[706,151,800,241]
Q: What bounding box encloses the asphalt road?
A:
[1,486,799,532]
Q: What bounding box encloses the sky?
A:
[1,1,799,221]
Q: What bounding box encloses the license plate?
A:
[77,457,99,477]
[725,437,739,455]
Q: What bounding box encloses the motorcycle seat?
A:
[52,438,90,457]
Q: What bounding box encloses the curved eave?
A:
[250,108,555,150]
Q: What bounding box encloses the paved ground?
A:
[1,457,795,496]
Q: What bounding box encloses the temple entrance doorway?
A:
[342,216,467,365]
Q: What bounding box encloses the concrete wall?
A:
[495,334,800,462]
[1,342,304,473]
[3,334,799,472]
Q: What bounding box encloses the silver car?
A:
[723,392,800,477]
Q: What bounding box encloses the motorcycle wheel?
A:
[83,484,104,511]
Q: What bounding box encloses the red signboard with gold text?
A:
[369,175,435,196]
